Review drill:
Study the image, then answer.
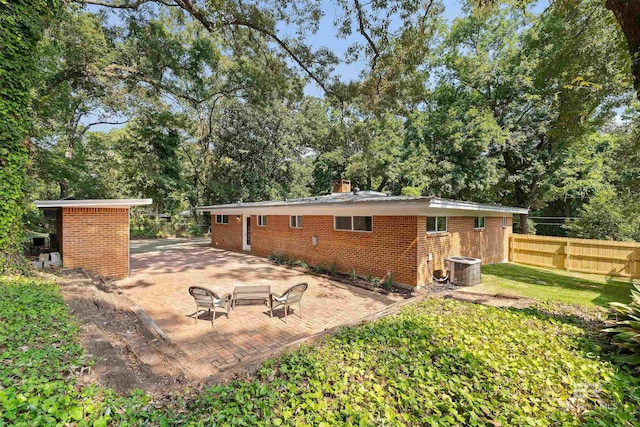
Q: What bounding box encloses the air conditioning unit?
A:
[445,256,481,286]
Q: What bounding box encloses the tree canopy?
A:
[11,0,640,244]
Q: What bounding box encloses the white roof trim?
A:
[428,199,528,214]
[34,199,153,209]
[197,197,528,216]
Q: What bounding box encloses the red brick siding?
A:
[250,215,419,286]
[211,215,243,251]
[61,207,129,279]
[417,216,511,286]
[210,213,511,288]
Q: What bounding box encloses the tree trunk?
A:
[59,179,69,199]
[519,213,529,234]
[606,0,640,99]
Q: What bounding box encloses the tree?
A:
[407,0,631,232]
[0,0,60,270]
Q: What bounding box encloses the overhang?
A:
[33,199,153,209]
[196,196,528,217]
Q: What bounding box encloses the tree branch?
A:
[171,0,333,96]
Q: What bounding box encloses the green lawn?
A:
[1,276,639,426]
[472,263,636,307]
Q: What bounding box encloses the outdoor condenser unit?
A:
[445,256,482,286]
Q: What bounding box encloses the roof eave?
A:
[33,199,153,209]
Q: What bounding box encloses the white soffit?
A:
[33,199,153,209]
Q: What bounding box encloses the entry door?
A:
[243,215,251,250]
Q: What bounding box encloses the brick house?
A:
[33,199,152,279]
[197,181,528,288]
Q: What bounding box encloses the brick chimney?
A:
[332,179,351,193]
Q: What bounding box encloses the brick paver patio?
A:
[118,239,404,377]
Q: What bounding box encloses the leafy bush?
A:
[290,259,308,269]
[313,263,326,274]
[604,283,640,365]
[329,262,338,276]
[383,272,394,291]
[129,215,205,238]
[269,252,288,265]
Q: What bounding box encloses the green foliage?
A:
[0,0,60,271]
[564,189,640,241]
[604,284,640,365]
[255,299,640,425]
[290,260,309,269]
[269,252,289,265]
[314,263,327,274]
[383,272,394,291]
[129,215,203,238]
[3,276,640,426]
[0,278,92,425]
[329,262,338,276]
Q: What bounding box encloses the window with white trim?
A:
[334,216,373,232]
[290,215,303,228]
[502,216,508,228]
[427,216,447,233]
[258,215,267,226]
[215,214,229,224]
[474,216,486,229]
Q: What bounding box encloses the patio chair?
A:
[269,283,308,322]
[188,286,231,327]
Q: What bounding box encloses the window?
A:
[427,216,447,233]
[502,216,508,228]
[290,215,303,228]
[258,215,267,227]
[215,214,229,224]
[335,216,373,232]
[474,216,486,229]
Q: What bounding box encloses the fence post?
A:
[510,235,515,262]
[565,239,571,271]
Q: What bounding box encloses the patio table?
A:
[232,285,271,309]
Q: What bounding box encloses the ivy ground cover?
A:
[1,277,639,426]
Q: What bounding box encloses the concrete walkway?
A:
[118,239,404,377]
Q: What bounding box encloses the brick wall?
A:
[417,216,511,286]
[211,215,243,251]
[240,215,419,286]
[61,207,130,279]
[210,213,512,288]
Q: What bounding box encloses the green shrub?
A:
[604,283,640,365]
[329,262,338,276]
[314,263,326,274]
[365,274,374,283]
[269,252,288,265]
[290,260,308,269]
[383,272,394,291]
[350,269,357,281]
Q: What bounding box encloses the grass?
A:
[2,276,640,426]
[473,263,637,307]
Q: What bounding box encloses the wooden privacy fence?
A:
[509,234,640,278]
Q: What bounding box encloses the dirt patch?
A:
[50,270,201,395]
[443,290,536,308]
